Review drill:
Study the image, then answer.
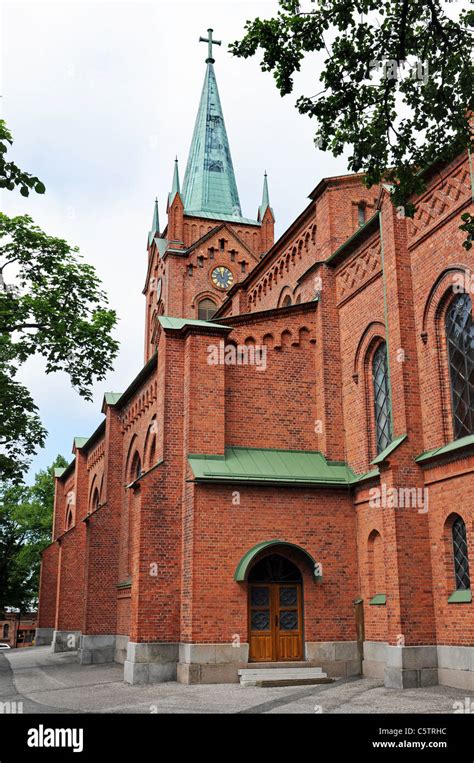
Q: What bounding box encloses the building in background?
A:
[1,612,37,648]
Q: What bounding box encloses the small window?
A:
[197,256,204,268]
[149,436,156,466]
[188,264,193,276]
[282,295,292,307]
[229,250,236,262]
[3,624,9,639]
[131,453,142,481]
[66,508,73,530]
[372,342,392,454]
[241,261,247,274]
[452,515,470,590]
[445,293,474,439]
[91,488,99,512]
[219,238,225,251]
[358,202,366,226]
[208,248,215,260]
[198,298,217,321]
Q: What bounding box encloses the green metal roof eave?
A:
[73,436,88,450]
[56,458,75,481]
[158,316,231,332]
[154,238,168,258]
[348,468,380,485]
[234,540,318,582]
[113,354,157,411]
[326,212,380,266]
[54,467,66,478]
[415,434,474,464]
[104,391,122,406]
[371,434,407,466]
[190,474,349,486]
[188,447,356,486]
[184,210,260,227]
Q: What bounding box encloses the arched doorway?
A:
[248,554,303,662]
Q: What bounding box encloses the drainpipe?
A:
[378,207,395,435]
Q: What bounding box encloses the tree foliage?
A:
[0,214,119,480]
[231,0,473,226]
[0,122,119,481]
[0,120,46,197]
[0,455,67,611]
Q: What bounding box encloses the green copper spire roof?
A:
[168,158,181,207]
[181,55,243,219]
[258,171,273,220]
[148,197,160,245]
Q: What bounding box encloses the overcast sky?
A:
[1,0,349,480]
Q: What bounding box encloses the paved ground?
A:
[0,646,470,714]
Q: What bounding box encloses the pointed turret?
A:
[258,171,274,221]
[148,197,160,246]
[168,157,181,209]
[258,171,275,254]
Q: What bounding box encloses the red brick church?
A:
[36,30,473,690]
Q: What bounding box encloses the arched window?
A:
[149,436,156,466]
[91,487,99,512]
[445,293,474,439]
[368,530,386,599]
[372,342,392,453]
[198,298,217,321]
[131,452,142,481]
[452,515,470,590]
[3,623,9,639]
[358,202,366,226]
[282,295,292,307]
[66,508,73,530]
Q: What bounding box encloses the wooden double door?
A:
[249,582,303,662]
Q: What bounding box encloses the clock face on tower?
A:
[211,266,234,290]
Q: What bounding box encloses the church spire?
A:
[258,171,273,221]
[168,157,181,208]
[181,29,243,220]
[148,197,160,245]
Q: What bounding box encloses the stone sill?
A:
[448,589,472,604]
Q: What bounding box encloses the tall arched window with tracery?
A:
[451,515,470,591]
[445,293,474,440]
[372,342,392,454]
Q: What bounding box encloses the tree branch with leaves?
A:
[231,0,473,241]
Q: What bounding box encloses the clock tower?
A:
[142,29,275,362]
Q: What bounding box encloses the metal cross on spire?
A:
[199,28,221,64]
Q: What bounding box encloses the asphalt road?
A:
[0,646,469,714]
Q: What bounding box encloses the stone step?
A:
[239,667,323,677]
[245,661,315,670]
[239,667,333,687]
[242,676,334,687]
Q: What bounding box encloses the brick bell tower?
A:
[143,28,275,362]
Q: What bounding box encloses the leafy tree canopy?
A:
[0,213,119,480]
[0,122,119,481]
[0,454,68,611]
[231,0,473,230]
[0,120,46,196]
